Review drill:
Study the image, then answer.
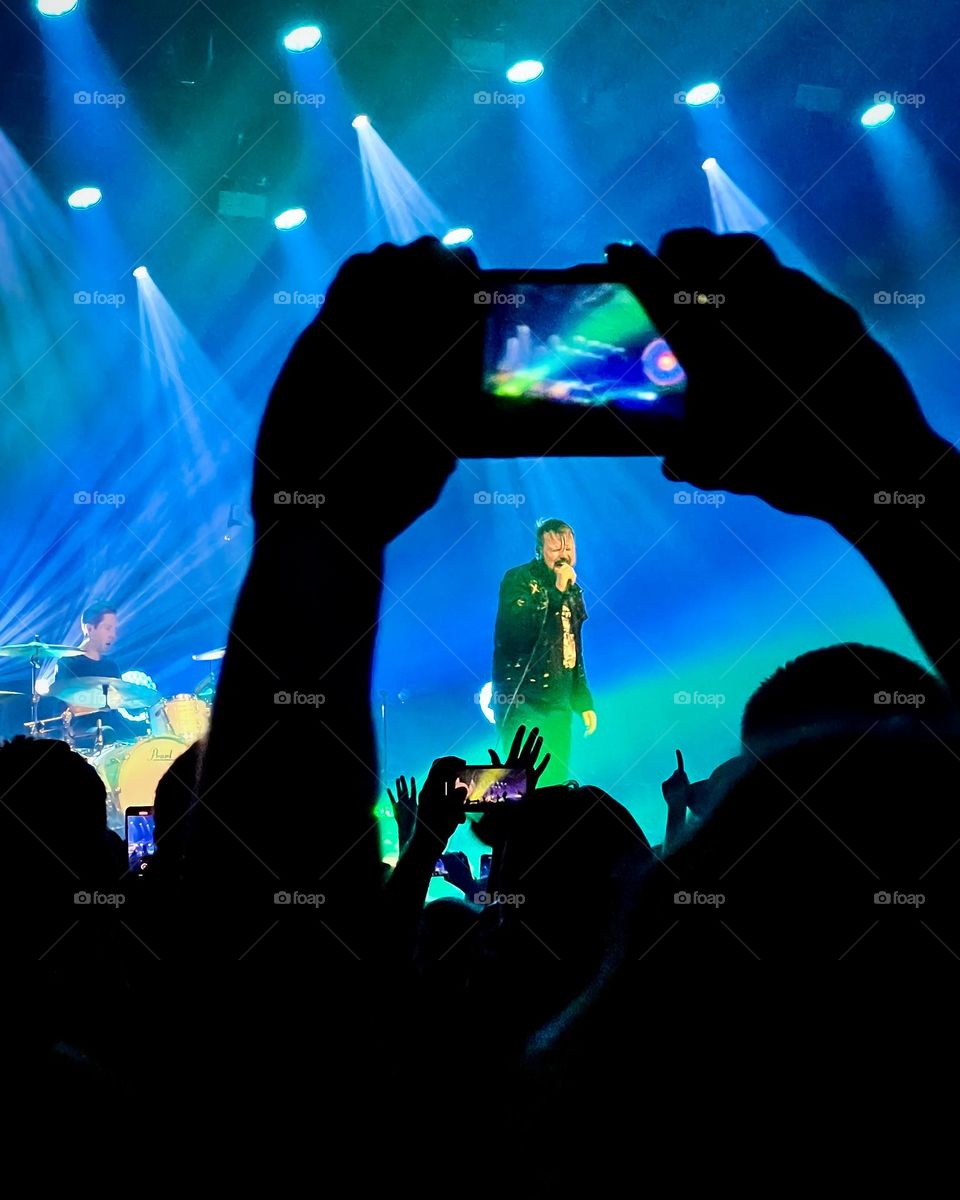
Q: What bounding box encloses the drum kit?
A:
[0,638,226,832]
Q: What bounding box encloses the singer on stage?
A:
[492,518,597,784]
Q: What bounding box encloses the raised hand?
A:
[437,851,476,897]
[253,237,482,544]
[387,774,417,854]
[607,232,942,528]
[488,723,551,789]
[415,757,468,851]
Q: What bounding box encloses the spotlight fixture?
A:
[506,59,544,84]
[37,0,79,16]
[685,82,721,107]
[861,100,896,128]
[283,25,322,53]
[67,186,102,210]
[352,114,370,129]
[701,156,718,170]
[132,266,149,279]
[274,207,307,230]
[441,227,474,247]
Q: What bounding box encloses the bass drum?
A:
[92,736,189,834]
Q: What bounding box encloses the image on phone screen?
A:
[126,807,156,874]
[452,766,528,812]
[483,282,684,408]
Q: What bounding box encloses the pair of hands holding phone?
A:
[256,230,943,546]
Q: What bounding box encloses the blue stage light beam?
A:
[353,117,448,245]
[699,157,826,282]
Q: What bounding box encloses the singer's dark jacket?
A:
[492,557,594,720]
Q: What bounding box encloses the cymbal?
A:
[0,640,84,660]
[192,646,226,662]
[0,690,24,697]
[52,676,160,711]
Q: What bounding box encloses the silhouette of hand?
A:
[387,774,417,853]
[662,749,691,811]
[415,756,467,850]
[488,723,551,789]
[608,232,941,526]
[438,851,475,896]
[254,237,482,544]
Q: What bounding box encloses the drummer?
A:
[56,603,142,744]
[58,603,121,682]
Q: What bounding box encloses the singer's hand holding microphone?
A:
[554,560,577,593]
